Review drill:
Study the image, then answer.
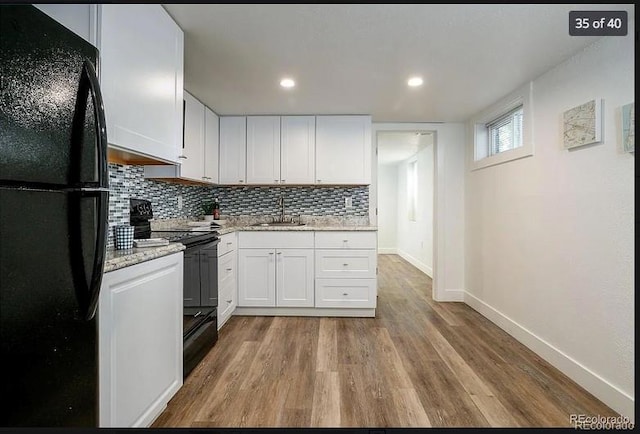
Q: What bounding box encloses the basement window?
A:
[487,106,523,155]
[471,82,534,170]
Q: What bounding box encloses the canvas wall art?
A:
[563,99,603,149]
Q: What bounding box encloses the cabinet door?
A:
[204,107,219,183]
[246,116,281,184]
[98,252,183,427]
[280,116,315,184]
[237,249,275,307]
[315,115,372,184]
[100,4,184,164]
[181,91,205,182]
[276,249,314,307]
[219,116,247,184]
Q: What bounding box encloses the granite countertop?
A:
[151,216,377,236]
[104,243,186,273]
[217,224,377,235]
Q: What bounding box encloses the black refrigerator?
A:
[0,5,108,427]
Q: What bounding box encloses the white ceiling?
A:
[164,4,633,123]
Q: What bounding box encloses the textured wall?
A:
[464,34,634,417]
[107,163,368,246]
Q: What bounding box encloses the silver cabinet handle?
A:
[202,176,212,180]
[268,252,274,255]
[343,239,349,243]
[239,180,244,183]
[226,242,233,245]
[226,268,232,271]
[277,252,282,255]
[274,180,279,183]
[317,179,322,182]
[226,299,232,303]
[178,155,187,159]
[281,179,286,182]
[343,263,349,266]
[342,293,348,296]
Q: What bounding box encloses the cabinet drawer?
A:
[315,278,376,308]
[314,231,376,249]
[218,251,236,288]
[218,232,237,256]
[238,231,314,248]
[315,249,376,278]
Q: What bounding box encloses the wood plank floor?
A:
[152,254,618,428]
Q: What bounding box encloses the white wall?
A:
[372,122,466,301]
[464,34,634,419]
[395,143,434,276]
[377,163,398,253]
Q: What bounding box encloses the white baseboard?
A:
[464,291,635,421]
[233,307,376,318]
[397,250,433,278]
[434,289,465,302]
[378,248,398,255]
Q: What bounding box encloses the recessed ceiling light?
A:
[280,78,295,88]
[407,76,423,87]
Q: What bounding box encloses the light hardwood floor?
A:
[153,254,617,428]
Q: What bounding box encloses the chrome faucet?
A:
[277,196,286,223]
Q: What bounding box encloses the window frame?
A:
[470,81,534,170]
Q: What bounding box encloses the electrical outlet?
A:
[345,197,353,208]
[177,195,183,210]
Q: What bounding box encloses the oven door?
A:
[183,310,217,378]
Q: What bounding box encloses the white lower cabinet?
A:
[217,232,237,329]
[315,278,377,308]
[314,231,377,309]
[98,252,183,428]
[237,232,314,308]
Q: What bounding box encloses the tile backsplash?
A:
[107,163,369,247]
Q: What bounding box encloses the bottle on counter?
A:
[213,198,220,220]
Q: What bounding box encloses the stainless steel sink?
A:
[252,222,307,227]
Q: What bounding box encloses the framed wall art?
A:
[563,99,603,149]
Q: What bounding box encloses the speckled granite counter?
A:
[216,224,377,235]
[104,243,186,273]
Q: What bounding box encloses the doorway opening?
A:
[375,130,436,295]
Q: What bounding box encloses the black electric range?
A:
[129,198,221,378]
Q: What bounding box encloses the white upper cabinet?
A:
[315,115,372,185]
[204,107,219,184]
[219,116,247,184]
[35,4,97,44]
[144,91,218,185]
[180,91,205,181]
[99,4,184,164]
[280,116,315,184]
[246,116,281,184]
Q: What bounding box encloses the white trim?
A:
[397,250,432,278]
[469,81,534,170]
[434,289,464,302]
[378,247,398,255]
[464,291,635,421]
[233,307,376,317]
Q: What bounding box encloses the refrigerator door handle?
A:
[69,190,108,321]
[71,60,108,189]
[82,60,109,189]
[85,191,108,320]
[69,59,109,320]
